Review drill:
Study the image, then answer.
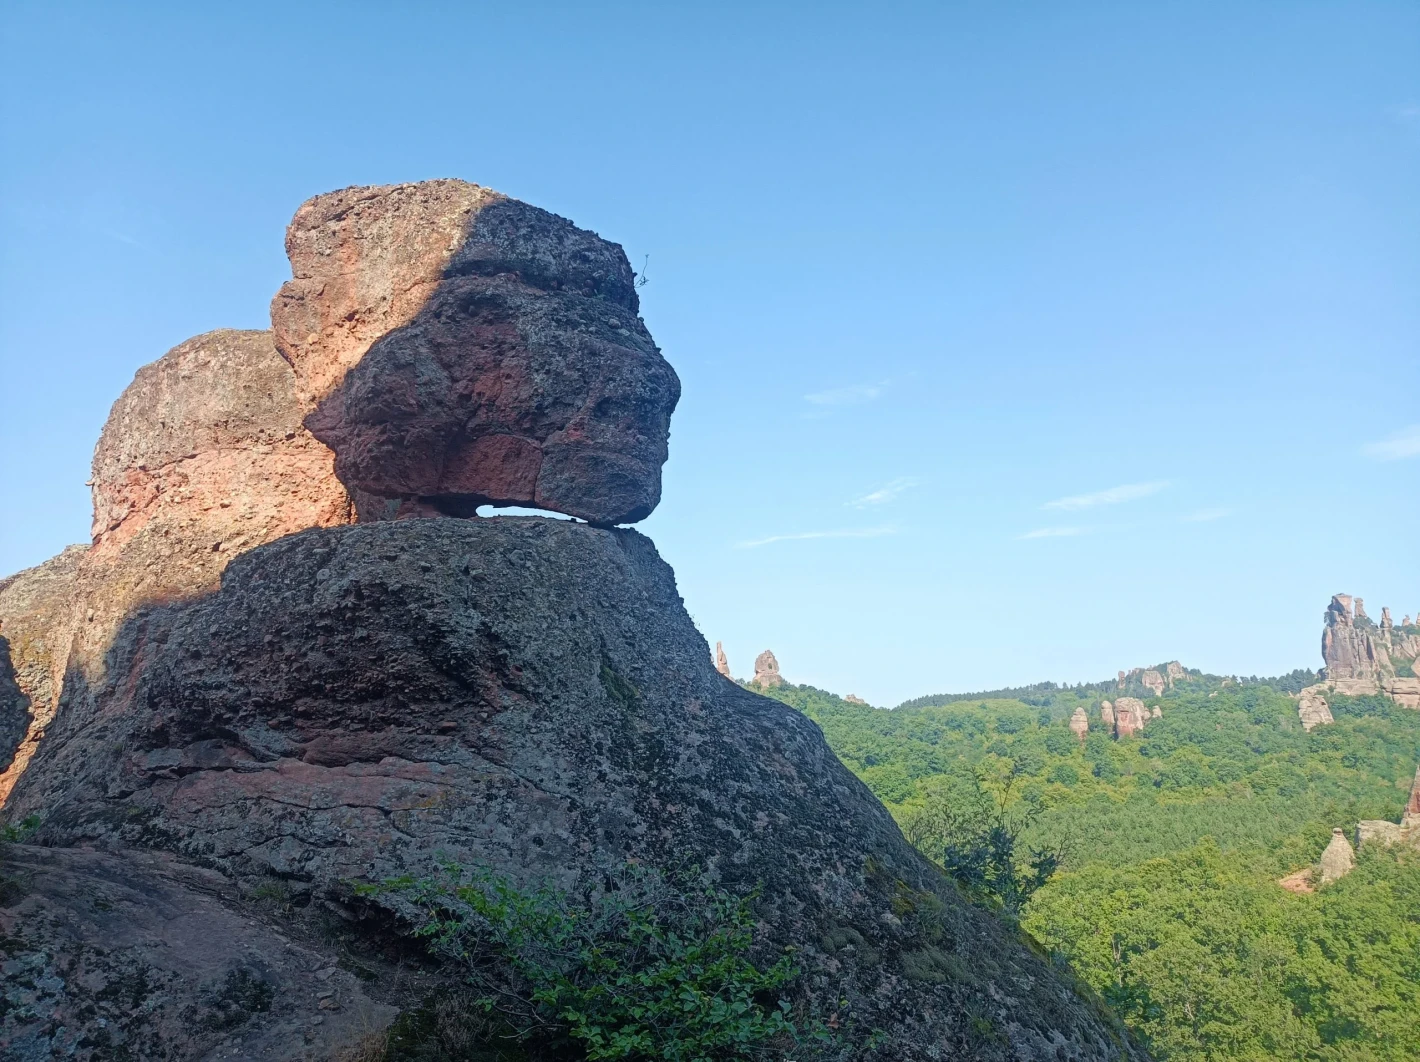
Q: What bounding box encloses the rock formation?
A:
[753,648,784,688]
[1099,701,1115,729]
[1112,697,1149,739]
[1356,764,1420,851]
[0,330,355,799]
[0,180,1137,1060]
[0,845,397,1059]
[714,640,732,679]
[844,693,867,705]
[7,520,1133,1061]
[271,180,680,526]
[1150,706,1161,719]
[1297,686,1334,731]
[0,546,86,798]
[1165,660,1185,685]
[1317,828,1356,884]
[1069,706,1089,742]
[1314,593,1420,712]
[1140,670,1165,697]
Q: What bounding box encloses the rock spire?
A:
[1318,828,1356,885]
[1069,706,1089,742]
[752,649,783,688]
[714,641,732,680]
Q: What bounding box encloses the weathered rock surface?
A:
[0,640,26,775]
[752,648,783,688]
[1297,685,1335,731]
[714,640,732,679]
[1316,593,1420,709]
[1112,697,1149,739]
[1069,707,1089,742]
[1318,828,1356,884]
[0,546,86,800]
[1140,670,1164,697]
[844,694,868,705]
[77,330,353,670]
[0,843,396,1061]
[0,331,356,799]
[271,181,680,526]
[11,519,1137,1060]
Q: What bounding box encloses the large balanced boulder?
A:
[271,181,680,525]
[12,518,1136,1061]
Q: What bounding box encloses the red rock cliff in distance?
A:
[271,180,681,526]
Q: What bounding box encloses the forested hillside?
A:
[761,680,1420,1061]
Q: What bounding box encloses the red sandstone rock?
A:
[714,640,732,679]
[0,546,86,801]
[1141,669,1165,697]
[1069,706,1089,742]
[753,649,783,688]
[75,330,352,673]
[1113,697,1148,738]
[271,180,680,526]
[1,331,352,799]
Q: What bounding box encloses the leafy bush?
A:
[365,863,831,1062]
[899,769,1066,919]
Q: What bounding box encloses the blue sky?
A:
[2,2,1416,705]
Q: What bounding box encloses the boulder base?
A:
[13,518,1136,1061]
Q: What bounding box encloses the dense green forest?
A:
[759,679,1420,1061]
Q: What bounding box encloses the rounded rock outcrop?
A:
[12,519,1139,1061]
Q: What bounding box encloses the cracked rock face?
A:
[271,180,681,526]
[0,546,87,801]
[12,518,1139,1061]
[77,328,353,675]
[0,844,395,1061]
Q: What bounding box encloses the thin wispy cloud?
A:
[736,526,897,549]
[804,379,889,406]
[103,228,152,251]
[1362,425,1420,461]
[849,477,918,508]
[1183,508,1229,523]
[1017,526,1087,540]
[1042,481,1168,511]
[1396,103,1420,125]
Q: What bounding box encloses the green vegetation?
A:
[362,863,832,1062]
[761,680,1420,1061]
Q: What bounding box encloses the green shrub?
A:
[364,863,831,1062]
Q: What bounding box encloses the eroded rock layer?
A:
[272,180,680,526]
[12,518,1136,1061]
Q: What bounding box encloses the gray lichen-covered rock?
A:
[0,844,396,1061]
[13,518,1139,1061]
[271,181,681,526]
